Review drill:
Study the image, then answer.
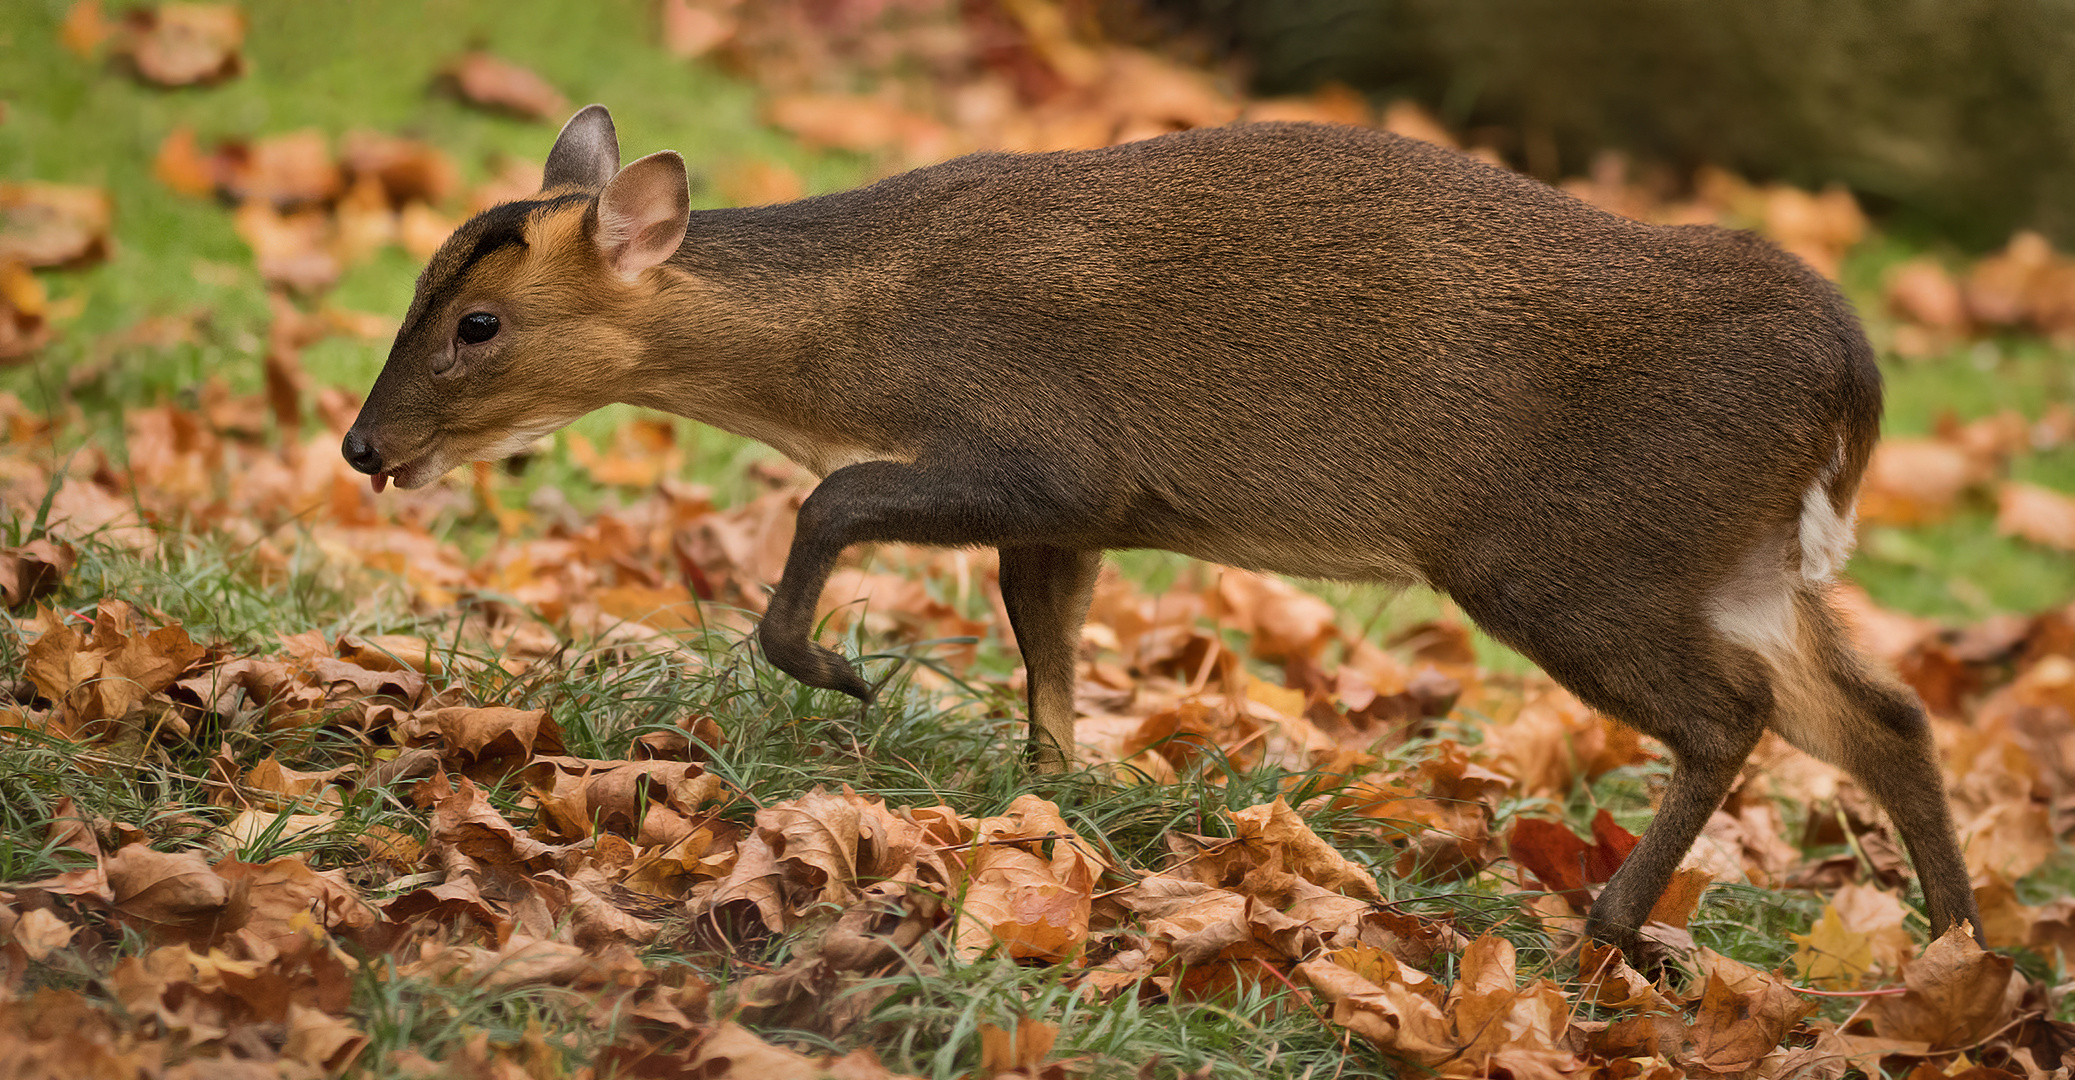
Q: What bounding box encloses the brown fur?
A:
[345,105,1983,957]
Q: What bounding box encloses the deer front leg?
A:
[1586,729,1758,963]
[1000,545,1102,773]
[758,457,1087,713]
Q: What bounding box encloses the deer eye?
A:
[457,312,500,344]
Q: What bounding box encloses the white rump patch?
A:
[1798,444,1858,583]
[1713,438,1855,661]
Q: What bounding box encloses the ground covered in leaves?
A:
[6,1,2075,1078]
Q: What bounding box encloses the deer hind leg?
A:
[999,545,1102,774]
[1762,587,1981,942]
[1451,582,1775,958]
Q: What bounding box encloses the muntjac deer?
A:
[344,104,1980,956]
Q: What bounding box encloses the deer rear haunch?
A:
[341,103,1983,954]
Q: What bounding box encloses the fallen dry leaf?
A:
[152,126,219,197]
[1343,740,1508,880]
[339,130,460,208]
[1135,885,1312,999]
[0,183,114,269]
[1859,439,1992,526]
[221,809,338,853]
[466,155,543,212]
[240,755,351,805]
[1997,481,2075,550]
[220,129,345,209]
[1296,951,1455,1066]
[104,843,243,936]
[1575,938,1676,1015]
[60,0,115,55]
[699,786,954,937]
[979,1018,1058,1076]
[1831,883,1918,975]
[411,934,647,991]
[658,0,738,59]
[441,52,570,121]
[0,260,51,361]
[1210,570,1338,661]
[1761,183,1866,279]
[717,159,806,207]
[1966,232,2056,328]
[1684,949,1815,1073]
[0,986,175,1078]
[767,94,956,162]
[685,1021,921,1079]
[23,603,207,726]
[282,1002,367,1072]
[0,540,75,609]
[425,771,558,871]
[953,796,1103,962]
[1790,904,1876,989]
[232,201,339,293]
[1862,925,2019,1050]
[1449,934,1572,1062]
[398,201,457,259]
[403,705,567,781]
[114,3,247,86]
[1239,82,1373,127]
[1506,810,1633,910]
[1888,258,1970,334]
[211,856,376,946]
[1380,100,1456,147]
[8,906,78,962]
[1186,798,1384,902]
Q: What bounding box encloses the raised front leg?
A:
[1000,545,1102,773]
[758,457,1088,714]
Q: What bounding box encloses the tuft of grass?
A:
[834,944,1369,1080]
[349,956,602,1080]
[1688,882,1827,972]
[0,727,225,859]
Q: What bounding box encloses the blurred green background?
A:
[1156,0,2075,248]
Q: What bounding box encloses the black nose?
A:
[342,430,384,474]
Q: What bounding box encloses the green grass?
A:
[350,957,603,1080]
[846,950,1362,1079]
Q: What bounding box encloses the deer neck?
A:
[619,205,914,474]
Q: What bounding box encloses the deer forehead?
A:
[411,196,606,319]
[516,201,596,285]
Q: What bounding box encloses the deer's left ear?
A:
[595,150,690,280]
[543,104,621,192]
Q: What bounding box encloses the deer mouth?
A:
[368,425,546,494]
[369,451,443,493]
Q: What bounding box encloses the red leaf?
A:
[1508,818,1590,908]
[1584,809,1640,882]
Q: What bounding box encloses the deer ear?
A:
[542,105,620,192]
[596,150,690,279]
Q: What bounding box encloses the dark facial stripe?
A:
[397,193,592,344]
